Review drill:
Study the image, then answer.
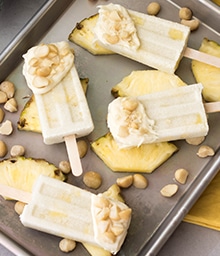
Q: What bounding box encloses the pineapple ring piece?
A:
[192,38,220,102]
[91,133,178,173]
[111,70,186,97]
[69,14,113,55]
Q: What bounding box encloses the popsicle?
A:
[94,4,220,73]
[107,83,209,148]
[0,175,132,254]
[22,41,94,176]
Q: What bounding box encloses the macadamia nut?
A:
[160,184,178,197]
[133,174,148,189]
[59,160,71,174]
[0,108,5,123]
[147,2,161,15]
[116,175,133,188]
[197,145,215,158]
[10,145,25,157]
[0,81,15,99]
[174,168,189,184]
[0,140,7,157]
[0,120,13,135]
[179,7,193,20]
[4,98,18,112]
[186,136,205,145]
[14,201,26,215]
[181,19,200,31]
[0,91,8,104]
[77,139,88,158]
[83,171,102,189]
[59,238,76,252]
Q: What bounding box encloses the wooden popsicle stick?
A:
[0,183,31,204]
[204,102,220,113]
[184,47,220,68]
[64,134,83,177]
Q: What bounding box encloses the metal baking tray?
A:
[0,0,220,255]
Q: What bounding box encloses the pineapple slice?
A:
[18,95,41,133]
[91,133,178,173]
[82,243,112,256]
[111,70,186,97]
[192,38,220,102]
[0,157,65,196]
[69,14,113,55]
[18,78,89,132]
[92,70,184,173]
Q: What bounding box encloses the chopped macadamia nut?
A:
[0,91,8,104]
[160,184,178,197]
[14,201,26,215]
[186,136,205,145]
[197,145,215,158]
[116,175,133,188]
[181,19,200,31]
[10,145,25,157]
[0,120,13,135]
[174,168,189,184]
[4,98,18,112]
[59,238,76,252]
[0,81,15,99]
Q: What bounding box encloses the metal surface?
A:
[0,0,220,255]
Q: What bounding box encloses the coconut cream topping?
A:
[22,41,74,94]
[94,4,140,50]
[107,97,158,148]
[91,194,132,254]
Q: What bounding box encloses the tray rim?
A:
[0,0,220,255]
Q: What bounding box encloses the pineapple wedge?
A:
[18,78,89,132]
[91,133,178,173]
[192,38,220,102]
[18,95,41,133]
[69,14,113,55]
[0,157,65,197]
[92,70,184,173]
[111,70,186,97]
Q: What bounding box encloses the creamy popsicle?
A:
[22,42,94,176]
[18,175,131,254]
[107,83,209,148]
[94,4,220,73]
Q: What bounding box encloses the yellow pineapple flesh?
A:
[111,70,186,97]
[91,133,178,173]
[69,14,113,55]
[0,157,65,197]
[192,38,220,102]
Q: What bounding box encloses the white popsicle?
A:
[94,4,220,73]
[17,175,131,254]
[107,83,209,148]
[22,42,94,176]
